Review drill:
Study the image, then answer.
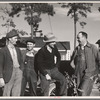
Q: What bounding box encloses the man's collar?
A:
[27,49,35,53]
[78,42,91,49]
[83,42,87,47]
[85,42,91,48]
[46,45,52,53]
[7,44,15,49]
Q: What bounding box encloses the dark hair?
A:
[26,39,35,44]
[79,31,88,39]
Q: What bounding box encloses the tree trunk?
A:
[30,6,35,39]
[31,24,34,39]
[74,10,77,49]
[31,11,34,39]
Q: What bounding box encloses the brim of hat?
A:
[6,34,19,38]
[43,38,57,42]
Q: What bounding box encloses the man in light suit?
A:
[0,29,23,96]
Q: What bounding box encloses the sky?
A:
[0,2,100,53]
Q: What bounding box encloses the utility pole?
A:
[30,5,35,39]
[73,8,77,49]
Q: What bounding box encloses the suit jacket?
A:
[71,42,100,77]
[0,46,23,83]
[36,45,61,76]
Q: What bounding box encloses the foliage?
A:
[60,3,93,49]
[1,19,16,28]
[61,3,93,27]
[9,3,55,29]
[0,6,16,31]
[0,4,28,36]
[18,30,28,36]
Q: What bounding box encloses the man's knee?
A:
[59,76,66,84]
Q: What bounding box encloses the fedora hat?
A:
[6,29,19,39]
[43,32,57,42]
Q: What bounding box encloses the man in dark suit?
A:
[21,39,37,96]
[0,29,23,96]
[36,33,67,96]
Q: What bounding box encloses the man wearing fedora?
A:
[0,29,23,96]
[21,39,37,96]
[36,33,67,96]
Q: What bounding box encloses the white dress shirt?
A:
[7,45,19,68]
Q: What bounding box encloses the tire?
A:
[49,82,56,96]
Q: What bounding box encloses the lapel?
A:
[6,46,20,62]
[5,46,13,61]
[45,46,52,55]
[22,50,27,62]
[15,47,20,62]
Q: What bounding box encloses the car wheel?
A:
[49,82,56,96]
